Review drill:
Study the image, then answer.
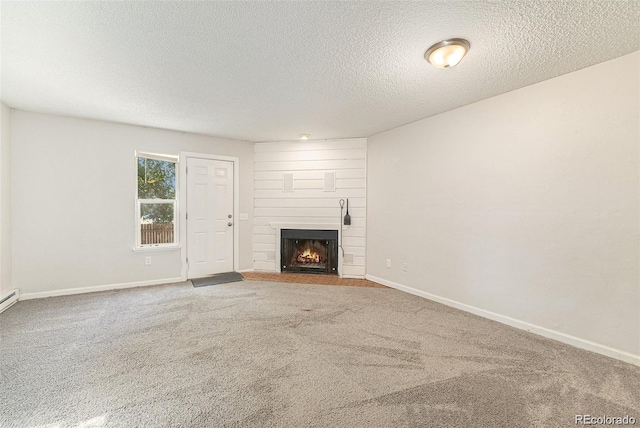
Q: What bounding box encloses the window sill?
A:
[133,245,181,252]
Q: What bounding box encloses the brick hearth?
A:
[241,272,386,288]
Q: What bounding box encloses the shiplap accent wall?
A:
[253,138,366,278]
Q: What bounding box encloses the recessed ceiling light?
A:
[298,133,311,140]
[425,38,470,69]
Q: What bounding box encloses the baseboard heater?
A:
[0,289,19,314]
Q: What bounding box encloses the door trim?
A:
[179,151,240,279]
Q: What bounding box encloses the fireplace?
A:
[280,229,338,274]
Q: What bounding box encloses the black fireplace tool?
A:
[343,199,351,225]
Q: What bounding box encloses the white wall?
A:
[12,111,254,295]
[0,103,12,297]
[367,52,639,358]
[253,139,366,277]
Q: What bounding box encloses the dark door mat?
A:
[191,272,244,287]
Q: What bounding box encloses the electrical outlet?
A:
[403,263,408,272]
[145,256,152,265]
[386,259,391,268]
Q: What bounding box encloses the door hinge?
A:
[186,212,188,220]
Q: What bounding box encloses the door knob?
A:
[228,222,233,226]
[228,214,232,218]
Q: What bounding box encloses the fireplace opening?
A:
[281,229,338,274]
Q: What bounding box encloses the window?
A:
[136,152,178,248]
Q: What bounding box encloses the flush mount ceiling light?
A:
[424,38,470,69]
[298,133,311,140]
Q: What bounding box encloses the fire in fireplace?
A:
[281,229,338,274]
[295,240,324,266]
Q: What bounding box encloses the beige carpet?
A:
[1,280,639,427]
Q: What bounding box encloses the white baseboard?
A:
[19,277,184,301]
[0,289,20,313]
[366,274,640,367]
[238,268,254,273]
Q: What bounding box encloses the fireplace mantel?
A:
[269,222,340,230]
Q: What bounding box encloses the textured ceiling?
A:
[1,1,639,142]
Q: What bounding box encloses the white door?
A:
[187,157,234,278]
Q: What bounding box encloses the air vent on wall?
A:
[0,290,19,314]
[283,172,294,192]
[324,171,336,192]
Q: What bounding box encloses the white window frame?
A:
[135,151,180,250]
